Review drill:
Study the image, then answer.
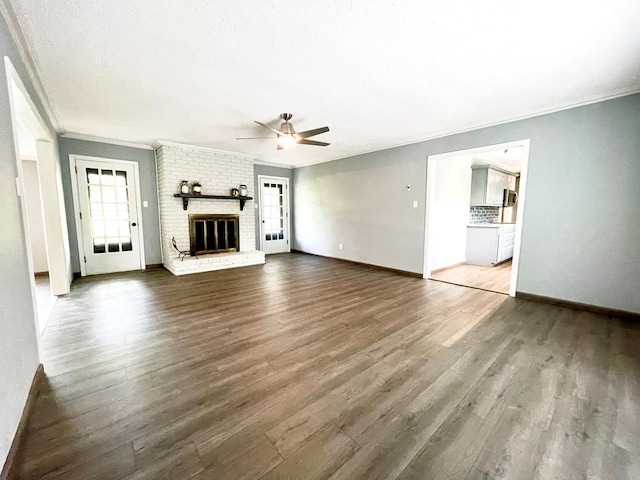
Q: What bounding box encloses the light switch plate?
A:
[143,200,148,208]
[412,200,418,208]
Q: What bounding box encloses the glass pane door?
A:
[259,177,289,254]
[75,158,142,275]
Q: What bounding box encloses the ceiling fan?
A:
[237,113,330,150]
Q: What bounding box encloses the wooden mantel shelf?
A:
[173,193,253,211]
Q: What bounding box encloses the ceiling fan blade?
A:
[298,139,330,147]
[255,120,286,136]
[236,136,274,140]
[294,126,330,140]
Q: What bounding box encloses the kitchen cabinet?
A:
[470,166,517,206]
[465,223,516,266]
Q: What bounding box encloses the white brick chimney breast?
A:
[155,142,265,275]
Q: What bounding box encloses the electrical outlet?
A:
[339,243,343,250]
[412,200,418,208]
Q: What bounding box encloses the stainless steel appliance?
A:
[503,189,518,207]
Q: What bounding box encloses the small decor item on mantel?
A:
[180,180,189,194]
[230,187,239,198]
[239,184,248,197]
[191,181,202,195]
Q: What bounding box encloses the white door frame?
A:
[69,154,146,276]
[5,56,72,340]
[258,175,291,253]
[423,139,531,297]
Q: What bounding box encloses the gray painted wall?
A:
[57,137,162,272]
[0,12,50,465]
[253,164,294,250]
[294,93,640,314]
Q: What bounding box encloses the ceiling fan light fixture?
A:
[277,134,297,148]
[240,113,329,150]
[279,121,296,135]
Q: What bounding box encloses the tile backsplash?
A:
[469,206,500,224]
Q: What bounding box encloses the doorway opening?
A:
[423,140,530,296]
[5,56,71,337]
[19,128,57,332]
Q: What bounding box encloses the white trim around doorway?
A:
[5,56,71,340]
[423,139,531,297]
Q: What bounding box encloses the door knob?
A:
[131,222,137,227]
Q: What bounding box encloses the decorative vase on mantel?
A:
[180,180,189,194]
[239,184,248,197]
[192,182,202,195]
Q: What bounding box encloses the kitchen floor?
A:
[430,260,512,294]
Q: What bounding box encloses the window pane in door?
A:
[121,238,133,251]
[115,171,127,186]
[88,186,101,202]
[101,169,114,185]
[91,204,103,219]
[119,221,130,236]
[102,187,116,203]
[116,188,128,203]
[86,168,100,184]
[91,221,105,237]
[93,238,106,254]
[104,207,118,220]
[107,238,120,252]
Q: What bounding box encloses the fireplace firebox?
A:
[189,214,240,255]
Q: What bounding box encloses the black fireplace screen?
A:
[189,214,239,255]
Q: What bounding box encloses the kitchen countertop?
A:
[468,222,516,228]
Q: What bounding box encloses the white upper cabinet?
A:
[470,166,517,206]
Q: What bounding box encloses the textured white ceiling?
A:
[10,0,640,166]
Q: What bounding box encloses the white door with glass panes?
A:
[259,176,290,254]
[72,157,144,275]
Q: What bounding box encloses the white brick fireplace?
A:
[156,142,265,275]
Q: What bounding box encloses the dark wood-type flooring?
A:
[430,260,512,295]
[34,274,58,333]
[16,253,640,479]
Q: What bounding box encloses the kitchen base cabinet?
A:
[465,224,516,266]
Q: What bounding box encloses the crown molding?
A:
[253,159,293,169]
[293,87,640,169]
[60,132,154,150]
[0,0,62,132]
[154,140,257,161]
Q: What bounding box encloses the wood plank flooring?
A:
[15,253,640,479]
[430,260,512,294]
[34,274,58,333]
